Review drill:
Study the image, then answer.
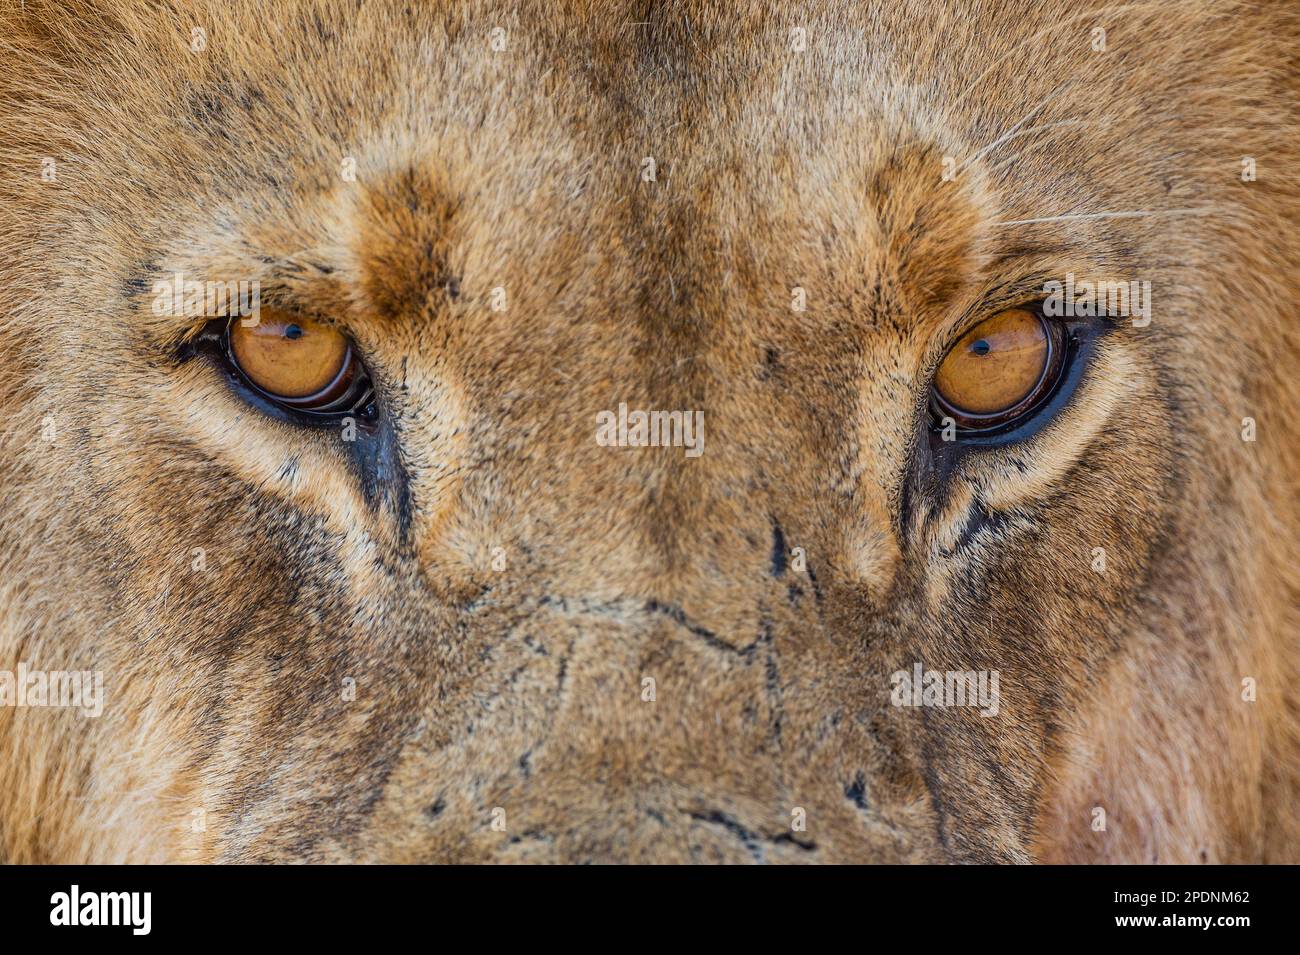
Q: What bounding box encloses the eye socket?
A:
[930,306,1064,433]
[224,309,374,416]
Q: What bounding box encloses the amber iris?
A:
[932,308,1059,430]
[228,311,354,408]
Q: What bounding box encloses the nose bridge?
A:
[844,376,911,605]
[352,308,949,861]
[392,307,760,606]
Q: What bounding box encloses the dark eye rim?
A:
[182,318,379,425]
[928,303,1069,436]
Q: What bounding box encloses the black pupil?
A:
[971,338,991,356]
[284,324,304,340]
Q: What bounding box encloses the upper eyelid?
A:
[141,280,339,353]
[971,265,1069,308]
[957,273,1060,327]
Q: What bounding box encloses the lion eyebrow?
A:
[983,241,1072,270]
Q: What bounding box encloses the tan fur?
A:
[0,0,1295,862]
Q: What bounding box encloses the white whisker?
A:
[993,208,1216,226]
[948,1,1215,110]
[958,111,1081,174]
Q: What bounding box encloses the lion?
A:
[0,0,1295,863]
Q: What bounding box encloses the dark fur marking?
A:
[349,413,414,541]
[942,503,1012,558]
[845,771,870,811]
[760,619,784,743]
[805,560,823,605]
[769,520,787,577]
[643,599,760,658]
[688,810,816,863]
[121,273,153,299]
[917,704,956,858]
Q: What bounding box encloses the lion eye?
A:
[226,310,372,415]
[931,307,1064,432]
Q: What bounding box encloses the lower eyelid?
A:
[191,344,348,429]
[974,341,1140,511]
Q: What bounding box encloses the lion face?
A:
[1,0,1295,863]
